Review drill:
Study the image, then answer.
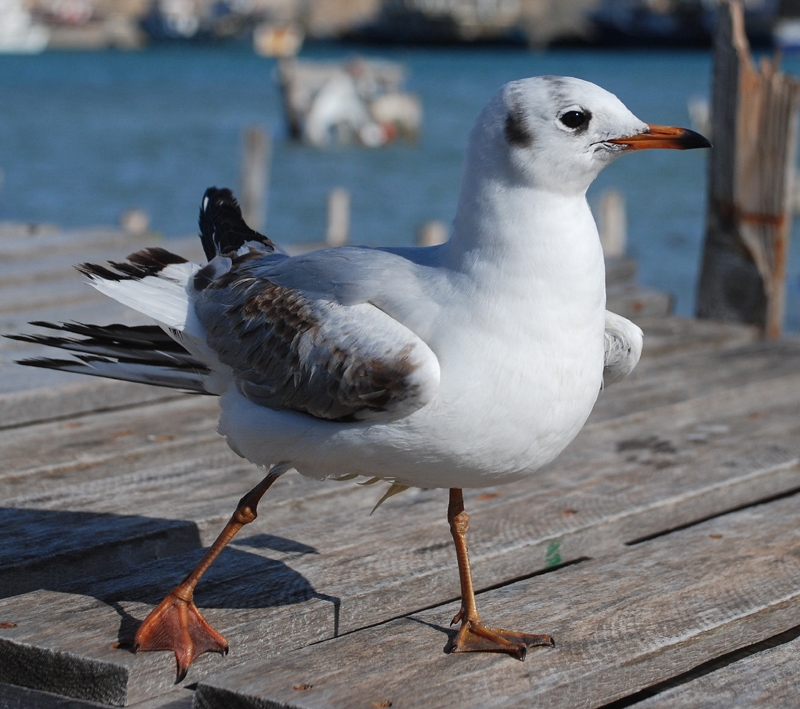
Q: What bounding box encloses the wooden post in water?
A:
[326,188,350,246]
[241,126,271,233]
[598,189,627,258]
[696,0,800,338]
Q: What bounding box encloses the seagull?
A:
[12,76,710,680]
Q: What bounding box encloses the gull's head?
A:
[468,75,710,195]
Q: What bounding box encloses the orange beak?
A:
[607,124,711,151]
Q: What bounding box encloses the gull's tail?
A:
[9,320,210,394]
[9,187,269,394]
[9,245,213,393]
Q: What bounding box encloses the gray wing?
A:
[192,248,441,422]
[603,310,643,387]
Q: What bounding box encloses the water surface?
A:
[1,45,798,329]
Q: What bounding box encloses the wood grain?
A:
[0,681,193,708]
[194,493,800,709]
[634,636,800,708]
[0,227,794,709]
[2,380,800,703]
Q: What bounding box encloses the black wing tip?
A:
[15,356,83,370]
[198,186,276,261]
[77,261,122,280]
[76,247,188,282]
[202,186,237,209]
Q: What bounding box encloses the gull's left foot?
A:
[133,586,228,681]
[450,614,554,660]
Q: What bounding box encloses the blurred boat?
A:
[774,0,800,48]
[140,0,264,43]
[278,58,422,148]
[253,22,303,57]
[0,0,50,53]
[140,0,202,41]
[590,0,777,48]
[342,0,528,46]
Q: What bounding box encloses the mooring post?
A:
[241,126,271,233]
[598,189,627,258]
[326,187,350,247]
[696,0,800,338]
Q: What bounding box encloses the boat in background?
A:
[279,58,422,148]
[0,0,49,53]
[140,0,265,43]
[774,0,800,48]
[590,0,777,47]
[253,22,303,57]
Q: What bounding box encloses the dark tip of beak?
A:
[680,127,712,150]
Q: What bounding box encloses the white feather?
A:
[86,262,199,330]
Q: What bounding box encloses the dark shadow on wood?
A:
[404,615,457,655]
[0,507,203,600]
[232,533,318,556]
[108,600,141,651]
[0,507,341,640]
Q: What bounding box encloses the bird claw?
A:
[449,620,554,660]
[133,589,228,682]
[450,606,466,626]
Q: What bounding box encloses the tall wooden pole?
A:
[241,126,271,233]
[326,187,350,247]
[696,0,800,338]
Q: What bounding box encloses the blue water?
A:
[1,45,799,330]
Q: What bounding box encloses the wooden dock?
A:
[2,224,800,708]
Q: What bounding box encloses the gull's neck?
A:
[443,161,602,289]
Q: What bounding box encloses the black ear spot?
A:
[505,105,534,148]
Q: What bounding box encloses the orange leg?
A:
[447,488,554,660]
[134,464,287,680]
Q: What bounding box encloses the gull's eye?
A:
[560,110,591,130]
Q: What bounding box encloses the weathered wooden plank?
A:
[634,636,800,708]
[0,590,222,707]
[606,281,672,319]
[0,225,138,259]
[0,396,222,482]
[193,493,800,709]
[0,377,180,430]
[4,354,799,597]
[0,273,133,317]
[0,458,384,600]
[0,682,193,708]
[0,235,200,281]
[588,337,800,424]
[0,226,201,261]
[602,256,637,285]
[1,338,797,597]
[629,315,757,357]
[0,681,113,708]
[1,380,799,704]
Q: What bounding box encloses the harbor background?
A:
[3,44,800,330]
[5,6,800,705]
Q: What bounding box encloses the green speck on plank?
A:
[545,540,561,568]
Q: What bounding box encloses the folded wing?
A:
[193,254,441,422]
